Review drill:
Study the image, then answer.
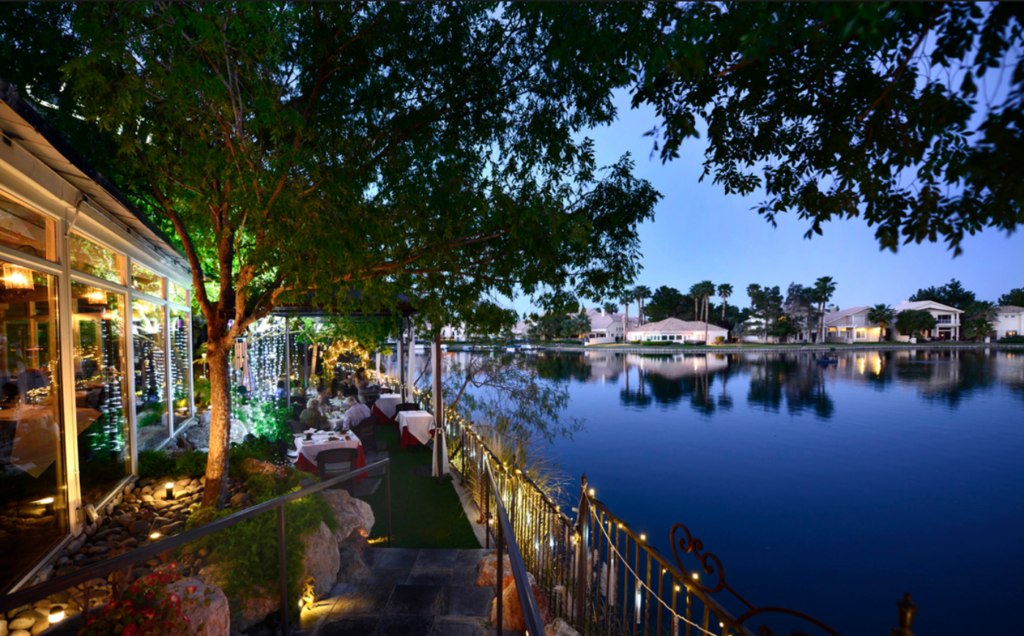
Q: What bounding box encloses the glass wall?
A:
[72,282,130,506]
[132,300,168,450]
[70,233,124,285]
[0,193,56,261]
[131,263,163,298]
[0,259,66,590]
[169,309,191,426]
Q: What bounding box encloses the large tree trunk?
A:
[202,337,232,508]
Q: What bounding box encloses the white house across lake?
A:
[628,317,728,344]
[824,306,884,343]
[994,306,1023,339]
[895,300,963,340]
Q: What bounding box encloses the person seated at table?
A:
[300,397,329,430]
[340,396,371,431]
[327,378,343,400]
[274,380,287,400]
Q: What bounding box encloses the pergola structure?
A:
[0,79,195,593]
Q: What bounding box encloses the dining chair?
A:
[394,402,419,415]
[316,448,358,495]
[353,416,388,457]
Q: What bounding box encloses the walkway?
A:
[299,548,509,636]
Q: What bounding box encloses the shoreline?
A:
[447,342,1024,355]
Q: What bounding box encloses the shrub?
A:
[247,399,293,443]
[193,378,211,408]
[227,438,283,480]
[714,336,725,345]
[187,490,337,607]
[138,450,177,479]
[80,564,198,636]
[175,450,209,478]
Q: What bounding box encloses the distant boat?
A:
[816,355,838,365]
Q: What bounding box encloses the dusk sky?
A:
[511,90,1024,316]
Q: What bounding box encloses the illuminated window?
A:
[856,329,868,339]
[72,282,130,505]
[0,193,56,260]
[70,233,124,284]
[131,263,163,297]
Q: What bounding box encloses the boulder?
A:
[545,618,581,636]
[475,551,512,587]
[320,490,374,545]
[198,565,277,633]
[490,576,551,633]
[336,531,370,585]
[164,577,229,636]
[300,522,341,600]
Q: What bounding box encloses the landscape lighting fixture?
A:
[49,606,65,623]
[150,532,161,540]
[165,482,175,500]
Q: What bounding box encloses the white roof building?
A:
[895,300,963,340]
[823,306,885,343]
[581,307,637,345]
[994,306,1023,339]
[627,317,728,343]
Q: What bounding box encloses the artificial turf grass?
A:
[362,422,480,549]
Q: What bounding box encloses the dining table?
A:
[396,410,435,449]
[293,429,367,482]
[372,394,403,423]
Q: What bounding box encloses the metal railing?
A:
[0,459,391,636]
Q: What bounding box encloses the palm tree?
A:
[867,304,896,342]
[620,290,635,342]
[634,285,651,325]
[602,301,618,315]
[964,301,999,341]
[688,282,701,320]
[718,283,733,322]
[694,280,716,343]
[812,276,837,343]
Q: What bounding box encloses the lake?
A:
[389,347,1024,636]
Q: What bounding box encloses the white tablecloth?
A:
[295,430,362,465]
[397,410,435,445]
[375,394,402,420]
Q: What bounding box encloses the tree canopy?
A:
[909,278,977,309]
[998,287,1024,307]
[605,2,1024,255]
[0,2,661,504]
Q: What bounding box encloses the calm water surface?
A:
[400,348,1024,635]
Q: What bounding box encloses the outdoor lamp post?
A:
[165,482,174,500]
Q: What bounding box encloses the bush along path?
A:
[6,443,377,634]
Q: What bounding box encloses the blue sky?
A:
[510,90,1024,315]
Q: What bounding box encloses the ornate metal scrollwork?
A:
[670,523,726,594]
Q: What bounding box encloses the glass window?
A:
[0,193,56,261]
[132,300,168,450]
[69,233,124,284]
[169,282,189,305]
[131,263,163,298]
[72,282,130,506]
[169,309,191,427]
[856,329,868,339]
[0,259,67,591]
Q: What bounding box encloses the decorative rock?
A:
[0,619,6,636]
[545,618,581,636]
[129,520,151,536]
[199,567,276,633]
[8,614,36,631]
[300,522,341,600]
[10,631,29,636]
[320,490,374,546]
[28,618,48,635]
[336,533,370,585]
[164,577,229,636]
[475,551,512,588]
[228,493,249,507]
[490,576,551,632]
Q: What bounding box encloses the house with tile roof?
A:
[823,306,885,343]
[626,317,728,344]
[994,306,1024,339]
[582,307,637,345]
[895,300,964,340]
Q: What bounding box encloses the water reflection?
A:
[524,349,1024,418]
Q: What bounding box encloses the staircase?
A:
[299,548,510,636]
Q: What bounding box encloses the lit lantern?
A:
[49,606,65,623]
[166,482,175,500]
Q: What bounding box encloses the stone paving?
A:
[299,548,520,636]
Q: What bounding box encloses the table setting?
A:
[293,428,366,479]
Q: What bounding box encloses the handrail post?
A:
[575,473,589,625]
[277,505,290,636]
[495,467,504,636]
[385,460,393,547]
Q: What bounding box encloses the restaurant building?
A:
[0,79,194,592]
